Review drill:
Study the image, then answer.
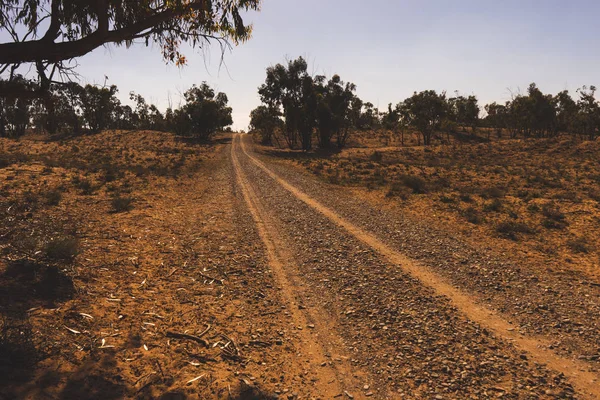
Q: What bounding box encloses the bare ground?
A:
[0,131,598,399]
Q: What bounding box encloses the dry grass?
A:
[294,136,600,277]
[0,130,217,397]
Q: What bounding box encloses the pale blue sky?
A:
[5,0,600,129]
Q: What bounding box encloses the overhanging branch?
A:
[0,1,210,65]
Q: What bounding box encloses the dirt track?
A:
[230,133,600,399]
[2,132,599,399]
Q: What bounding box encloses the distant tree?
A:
[484,102,508,138]
[79,84,119,133]
[448,94,479,133]
[113,104,135,130]
[0,0,261,98]
[54,82,84,134]
[554,90,578,134]
[130,92,150,129]
[259,57,316,150]
[380,103,400,131]
[526,83,556,137]
[360,102,381,130]
[249,105,282,145]
[171,82,232,140]
[0,75,35,137]
[148,104,165,131]
[314,74,356,149]
[575,85,600,140]
[401,90,447,145]
[380,102,411,146]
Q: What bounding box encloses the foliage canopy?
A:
[0,0,261,97]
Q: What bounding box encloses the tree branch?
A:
[0,1,210,65]
[41,0,62,43]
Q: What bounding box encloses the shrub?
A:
[482,186,506,199]
[463,206,482,224]
[483,198,503,212]
[44,189,62,206]
[386,182,411,200]
[44,236,80,262]
[567,237,590,254]
[588,190,600,202]
[439,195,455,203]
[399,174,427,194]
[495,221,535,241]
[370,151,383,162]
[111,195,134,213]
[459,193,473,203]
[74,178,95,195]
[541,203,568,229]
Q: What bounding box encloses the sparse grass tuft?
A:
[541,203,568,229]
[567,237,590,254]
[44,236,79,262]
[44,189,63,206]
[495,220,535,241]
[111,194,134,213]
[399,174,427,194]
[386,182,411,200]
[463,206,482,224]
[370,151,383,162]
[483,198,503,212]
[73,177,95,195]
[482,186,506,199]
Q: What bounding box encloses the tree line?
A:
[250,57,600,148]
[0,78,232,140]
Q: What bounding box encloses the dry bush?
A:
[463,206,483,224]
[111,194,134,213]
[399,174,427,194]
[495,220,535,241]
[44,236,80,262]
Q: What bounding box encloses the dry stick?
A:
[197,324,212,338]
[166,329,210,347]
[155,360,165,380]
[166,268,178,278]
[133,372,156,387]
[198,272,223,284]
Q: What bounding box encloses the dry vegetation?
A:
[0,131,282,399]
[290,133,600,278]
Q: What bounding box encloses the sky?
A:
[4,0,600,130]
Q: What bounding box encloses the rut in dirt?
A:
[232,133,600,399]
[231,135,371,398]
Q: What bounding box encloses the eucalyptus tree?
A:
[0,0,261,98]
[575,86,600,140]
[401,90,447,145]
[448,94,480,133]
[171,82,232,140]
[249,105,283,145]
[258,57,316,150]
[314,74,356,149]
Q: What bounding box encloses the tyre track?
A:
[236,134,600,399]
[231,135,366,398]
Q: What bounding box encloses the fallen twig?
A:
[166,268,178,277]
[198,324,212,338]
[65,326,80,334]
[166,331,209,347]
[186,374,205,384]
[198,272,224,285]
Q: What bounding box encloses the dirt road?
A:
[230,133,600,399]
[3,131,598,399]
